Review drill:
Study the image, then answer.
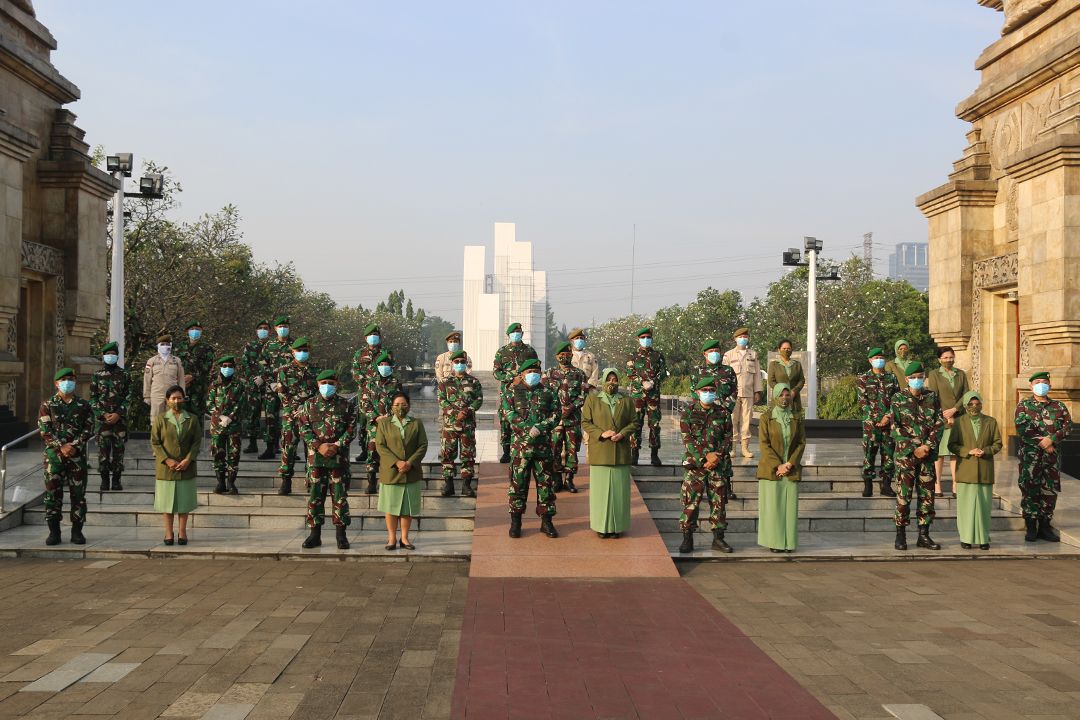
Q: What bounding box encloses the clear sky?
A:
[38,0,1002,329]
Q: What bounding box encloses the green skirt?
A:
[956,483,992,545]
[589,465,631,533]
[378,482,422,517]
[938,427,953,457]
[757,479,799,550]
[154,478,198,514]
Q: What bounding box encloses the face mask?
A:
[319,383,337,398]
[452,363,467,374]
[968,404,981,416]
[870,358,886,370]
[256,328,269,340]
[1033,382,1050,397]
[780,349,792,358]
[706,351,720,364]
[392,405,409,418]
[58,380,76,395]
[220,366,235,378]
[276,326,289,338]
[573,338,585,350]
[377,365,393,377]
[509,332,523,343]
[167,398,184,409]
[639,337,652,348]
[604,382,618,394]
[777,397,790,408]
[103,354,118,365]
[524,372,541,387]
[448,342,462,353]
[366,334,380,346]
[736,337,749,347]
[908,378,925,391]
[293,350,309,362]
[558,354,572,366]
[898,349,908,359]
[158,344,171,357]
[698,390,717,405]
[188,329,202,341]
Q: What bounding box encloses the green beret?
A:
[506,322,522,335]
[375,351,392,365]
[450,350,468,361]
[256,319,270,327]
[1029,371,1050,383]
[693,376,717,391]
[217,355,235,365]
[316,369,337,382]
[185,320,202,330]
[363,323,380,336]
[519,358,540,372]
[290,337,310,350]
[906,361,925,374]
[867,347,884,359]
[54,367,75,381]
[101,341,119,354]
[701,339,720,352]
[636,326,652,337]
[554,341,571,355]
[273,314,290,326]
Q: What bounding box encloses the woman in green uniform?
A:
[375,391,428,551]
[756,383,806,553]
[948,391,1002,550]
[766,339,804,412]
[926,346,969,497]
[581,368,639,538]
[884,339,916,389]
[151,385,202,545]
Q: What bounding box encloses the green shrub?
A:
[819,375,860,420]
[662,375,691,396]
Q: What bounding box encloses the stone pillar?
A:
[0,118,37,408]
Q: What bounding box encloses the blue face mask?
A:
[319,383,337,398]
[870,358,886,370]
[257,328,269,340]
[524,372,541,387]
[220,366,235,378]
[706,351,720,364]
[698,390,717,405]
[276,326,289,338]
[188,329,202,341]
[58,379,76,394]
[448,342,462,353]
[908,377,925,391]
[452,363,467,374]
[366,334,380,346]
[736,337,749,347]
[377,365,393,377]
[639,337,652,348]
[293,350,309,363]
[509,332,523,343]
[1033,382,1050,397]
[573,338,585,350]
[103,354,118,365]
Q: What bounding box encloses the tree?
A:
[653,288,746,376]
[544,301,563,367]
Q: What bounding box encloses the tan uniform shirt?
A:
[434,350,472,384]
[143,354,186,420]
[721,347,762,397]
[571,349,600,390]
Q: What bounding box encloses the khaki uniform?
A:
[571,349,600,390]
[142,355,185,421]
[435,350,472,385]
[721,346,761,444]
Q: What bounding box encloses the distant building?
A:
[888,242,929,292]
[462,223,548,369]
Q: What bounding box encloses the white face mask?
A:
[158,344,172,357]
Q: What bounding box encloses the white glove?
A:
[219,416,232,427]
[528,427,541,439]
[271,382,282,392]
[254,376,264,387]
[642,380,654,391]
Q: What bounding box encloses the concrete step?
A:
[98,473,474,492]
[115,457,455,479]
[627,464,863,478]
[633,477,877,495]
[80,488,474,511]
[640,493,1001,514]
[650,509,1026,535]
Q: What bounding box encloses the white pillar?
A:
[108,173,125,366]
[806,245,818,420]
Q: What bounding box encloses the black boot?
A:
[278,477,292,496]
[354,442,368,463]
[879,478,896,497]
[257,439,278,460]
[302,525,321,548]
[862,479,873,498]
[1024,517,1038,542]
[631,448,640,466]
[540,514,559,538]
[214,471,227,495]
[499,444,511,464]
[565,473,578,494]
[111,472,123,491]
[243,437,259,454]
[45,517,61,546]
[916,525,941,550]
[99,474,110,492]
[509,514,522,538]
[70,521,86,545]
[726,478,738,501]
[711,529,732,553]
[650,448,662,467]
[440,477,456,498]
[678,529,694,554]
[336,526,350,549]
[552,472,565,493]
[894,526,907,550]
[365,472,378,495]
[462,478,476,498]
[226,472,238,495]
[1038,519,1061,542]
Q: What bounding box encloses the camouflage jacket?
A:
[176,341,215,393]
[296,394,357,468]
[90,365,131,430]
[626,347,667,399]
[689,361,737,412]
[261,339,295,381]
[206,375,246,435]
[544,362,588,424]
[242,337,270,385]
[1015,397,1073,467]
[503,383,558,456]
[889,389,943,459]
[364,374,403,423]
[276,362,319,415]
[352,345,382,413]
[680,401,732,472]
[38,394,93,457]
[437,373,484,428]
[857,370,899,424]
[493,342,538,400]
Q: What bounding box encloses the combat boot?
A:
[540,514,559,538]
[862,479,873,498]
[631,448,640,466]
[257,439,278,460]
[45,517,61,546]
[565,472,578,494]
[440,477,456,498]
[678,529,694,554]
[302,526,321,548]
[711,529,732,553]
[354,441,368,463]
[499,444,511,464]
[552,473,565,493]
[243,437,259,454]
[741,441,753,459]
[916,525,941,550]
[336,526,350,549]
[509,514,522,538]
[726,478,738,501]
[111,472,123,491]
[894,526,907,550]
[1024,517,1038,542]
[365,471,378,495]
[226,471,239,495]
[278,476,292,496]
[70,521,86,545]
[1038,519,1061,542]
[650,448,662,467]
[213,470,227,494]
[99,473,110,492]
[879,479,896,497]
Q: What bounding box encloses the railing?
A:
[0,429,40,515]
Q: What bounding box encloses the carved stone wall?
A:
[20,239,64,371]
[969,253,1018,390]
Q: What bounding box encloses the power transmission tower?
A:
[863,232,873,268]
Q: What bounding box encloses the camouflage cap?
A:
[316,369,337,382]
[701,339,721,352]
[363,323,380,336]
[906,361,925,374]
[450,350,468,361]
[53,367,75,381]
[273,314,290,326]
[518,358,541,373]
[375,350,393,365]
[506,322,522,335]
[636,326,653,337]
[554,341,571,355]
[568,327,586,339]
[693,376,717,391]
[1029,371,1050,383]
[290,337,310,350]
[867,347,885,359]
[101,341,119,354]
[445,330,462,341]
[216,354,236,365]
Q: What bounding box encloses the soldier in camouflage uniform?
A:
[297,369,357,550]
[677,377,734,554]
[690,339,739,499]
[889,361,944,551]
[493,322,539,463]
[857,347,899,499]
[90,341,130,492]
[176,321,215,419]
[434,330,471,385]
[207,355,246,495]
[241,320,271,454]
[351,322,384,462]
[258,314,295,459]
[38,368,93,546]
[363,351,404,495]
[626,326,667,467]
[504,358,559,539]
[437,350,483,498]
[545,341,587,493]
[1014,371,1073,542]
[568,328,600,391]
[274,337,319,495]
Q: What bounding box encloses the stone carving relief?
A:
[1002,0,1058,34]
[1023,83,1061,145]
[1019,330,1031,373]
[969,252,1018,390]
[20,240,66,372]
[989,108,1021,172]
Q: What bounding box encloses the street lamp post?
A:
[781,237,837,420]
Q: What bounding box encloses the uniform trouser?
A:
[1018,455,1060,520]
[679,468,728,531]
[632,394,662,450]
[441,423,476,480]
[508,451,557,517]
[552,421,581,475]
[498,393,511,448]
[211,433,241,475]
[263,392,282,444]
[306,465,350,527]
[894,454,936,526]
[96,426,127,476]
[732,396,754,444]
[187,383,208,420]
[862,423,894,485]
[43,450,87,524]
[366,419,380,477]
[279,413,299,480]
[244,386,262,439]
[355,414,368,454]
